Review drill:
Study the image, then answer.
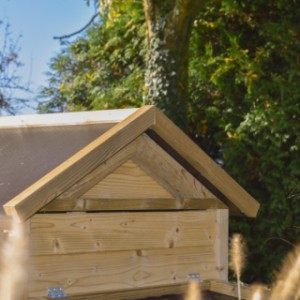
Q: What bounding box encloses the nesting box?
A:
[0,106,259,299]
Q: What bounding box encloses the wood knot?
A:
[53,238,60,253]
[169,240,174,248]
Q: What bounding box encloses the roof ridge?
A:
[0,108,139,128]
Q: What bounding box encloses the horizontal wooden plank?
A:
[28,246,215,297]
[28,280,270,300]
[82,160,173,199]
[150,107,260,217]
[30,211,216,255]
[39,198,227,212]
[4,106,156,222]
[208,280,271,300]
[28,282,210,300]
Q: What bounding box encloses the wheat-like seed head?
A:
[0,214,28,300]
[250,284,267,300]
[271,244,300,300]
[230,233,246,279]
[184,280,202,300]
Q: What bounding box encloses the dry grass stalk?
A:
[230,234,246,300]
[230,233,246,278]
[271,244,300,300]
[0,215,28,300]
[296,285,300,300]
[184,280,202,300]
[250,285,266,300]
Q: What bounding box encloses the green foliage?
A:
[39,1,145,112]
[189,0,300,283]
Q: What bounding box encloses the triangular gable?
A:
[3,106,260,221]
[40,134,224,212]
[82,160,173,199]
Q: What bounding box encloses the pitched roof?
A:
[0,109,137,215]
[0,106,260,221]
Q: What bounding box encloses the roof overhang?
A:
[0,108,138,128]
[2,106,260,222]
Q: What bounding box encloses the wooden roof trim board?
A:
[0,108,138,128]
[55,137,138,201]
[3,106,156,222]
[133,135,217,202]
[149,107,260,217]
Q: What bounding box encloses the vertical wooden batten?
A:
[214,209,229,281]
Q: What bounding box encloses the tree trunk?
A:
[143,0,205,129]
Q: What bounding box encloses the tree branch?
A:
[53,13,99,40]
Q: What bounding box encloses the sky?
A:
[0,0,96,114]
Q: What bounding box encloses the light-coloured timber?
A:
[53,139,138,201]
[29,211,217,255]
[134,134,216,202]
[82,160,173,199]
[0,108,138,128]
[28,282,201,300]
[28,282,192,300]
[3,106,156,222]
[214,209,229,281]
[28,246,215,297]
[150,107,260,217]
[28,280,270,300]
[39,197,227,212]
[208,280,271,300]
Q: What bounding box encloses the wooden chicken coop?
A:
[0,106,260,299]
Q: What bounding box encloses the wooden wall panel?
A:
[28,210,228,298]
[30,211,216,255]
[28,246,215,297]
[82,160,173,200]
[28,282,192,300]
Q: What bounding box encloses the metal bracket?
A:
[187,273,202,283]
[48,287,67,298]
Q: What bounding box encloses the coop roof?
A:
[0,106,259,221]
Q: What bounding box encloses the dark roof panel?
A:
[0,123,114,213]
